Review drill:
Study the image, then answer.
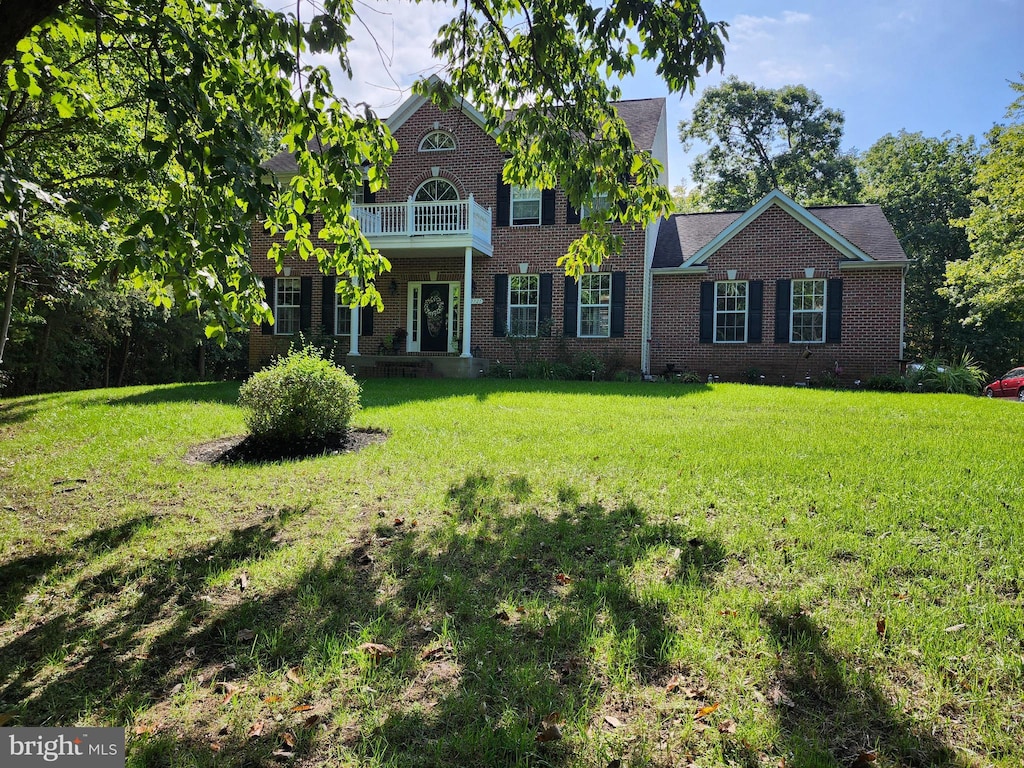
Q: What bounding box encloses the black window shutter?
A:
[496,174,510,227]
[775,279,791,343]
[565,202,580,225]
[300,277,313,331]
[610,271,626,337]
[261,276,275,335]
[699,281,714,344]
[748,280,764,344]
[539,273,553,336]
[322,276,336,335]
[362,180,375,204]
[493,274,508,337]
[541,189,556,225]
[563,276,578,337]
[826,279,843,343]
[360,305,374,336]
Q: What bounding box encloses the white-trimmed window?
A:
[791,279,826,343]
[418,130,456,152]
[581,192,611,219]
[508,274,540,336]
[511,185,542,226]
[714,281,748,343]
[275,277,301,335]
[579,273,611,337]
[335,294,353,337]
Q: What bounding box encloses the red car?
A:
[984,367,1024,400]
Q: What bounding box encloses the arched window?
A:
[414,178,459,202]
[413,178,460,232]
[418,130,456,152]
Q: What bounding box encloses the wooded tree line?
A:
[677,77,1024,373]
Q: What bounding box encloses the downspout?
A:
[641,218,657,376]
[899,266,907,368]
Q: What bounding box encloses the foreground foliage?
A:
[1,380,1022,767]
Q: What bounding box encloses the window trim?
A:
[714,280,748,344]
[790,278,827,344]
[510,184,542,226]
[275,276,301,335]
[418,130,456,152]
[414,178,459,202]
[334,291,353,337]
[578,272,612,338]
[507,273,540,337]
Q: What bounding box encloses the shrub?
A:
[905,353,987,395]
[238,345,360,445]
[572,351,606,380]
[864,374,907,392]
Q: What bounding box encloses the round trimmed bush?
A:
[238,346,360,445]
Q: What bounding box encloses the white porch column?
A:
[349,276,360,356]
[461,246,473,358]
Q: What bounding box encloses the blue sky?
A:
[321,0,1023,187]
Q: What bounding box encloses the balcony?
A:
[352,195,493,258]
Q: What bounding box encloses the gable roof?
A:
[262,87,666,174]
[652,189,909,270]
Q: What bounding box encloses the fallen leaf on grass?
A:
[356,642,396,661]
[767,685,794,708]
[290,704,313,713]
[717,719,736,734]
[419,645,447,661]
[247,720,265,739]
[944,623,967,633]
[99,640,111,651]
[209,742,221,752]
[239,572,249,592]
[555,573,572,586]
[603,715,622,729]
[286,667,303,684]
[217,682,245,704]
[850,750,878,767]
[303,714,321,728]
[280,732,296,749]
[185,646,196,659]
[536,712,563,743]
[393,517,405,526]
[693,702,720,720]
[264,695,283,704]
[133,724,156,735]
[876,617,887,639]
[236,628,257,642]
[718,609,738,618]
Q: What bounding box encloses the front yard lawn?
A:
[1,380,1021,767]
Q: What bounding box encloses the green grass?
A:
[1,379,1022,767]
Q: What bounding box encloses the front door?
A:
[419,284,450,352]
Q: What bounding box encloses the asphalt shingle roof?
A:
[652,203,907,268]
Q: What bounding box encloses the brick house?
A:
[250,90,908,383]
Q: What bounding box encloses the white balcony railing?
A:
[352,195,492,248]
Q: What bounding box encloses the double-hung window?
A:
[715,281,748,343]
[508,274,540,336]
[275,277,301,335]
[791,279,826,343]
[511,185,542,226]
[581,192,611,220]
[579,273,611,337]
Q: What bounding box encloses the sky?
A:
[311,0,1023,187]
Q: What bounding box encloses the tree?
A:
[858,131,978,358]
[945,79,1024,327]
[1,0,728,354]
[679,77,859,210]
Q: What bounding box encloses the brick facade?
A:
[250,99,650,373]
[250,96,906,382]
[650,206,904,384]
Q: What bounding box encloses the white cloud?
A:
[729,10,812,43]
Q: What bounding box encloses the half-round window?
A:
[414,178,459,202]
[418,130,456,152]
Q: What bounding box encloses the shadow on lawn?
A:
[0,473,722,767]
[748,609,966,768]
[101,381,241,407]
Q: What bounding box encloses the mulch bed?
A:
[184,428,388,465]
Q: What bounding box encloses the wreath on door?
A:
[423,291,446,337]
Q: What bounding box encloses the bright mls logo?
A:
[4,728,125,767]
